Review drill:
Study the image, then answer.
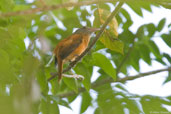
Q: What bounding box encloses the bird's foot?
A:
[73,74,84,80]
[62,74,84,80]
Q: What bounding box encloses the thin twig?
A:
[56,67,171,98]
[48,1,125,81]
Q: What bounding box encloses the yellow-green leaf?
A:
[100,36,124,54]
[94,8,124,54]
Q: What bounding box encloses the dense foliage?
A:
[0,0,171,114]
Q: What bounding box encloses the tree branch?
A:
[0,0,117,17]
[0,0,169,17]
[48,1,125,81]
[56,67,171,98]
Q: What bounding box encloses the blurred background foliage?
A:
[0,0,171,114]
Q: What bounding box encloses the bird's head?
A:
[74,26,100,35]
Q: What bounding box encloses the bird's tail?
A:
[58,58,63,83]
[54,56,58,66]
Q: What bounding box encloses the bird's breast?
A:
[64,35,90,62]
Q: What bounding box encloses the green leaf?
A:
[94,107,103,114]
[155,58,167,65]
[124,98,142,114]
[161,3,171,9]
[130,47,140,71]
[141,1,152,12]
[59,100,72,110]
[161,33,171,47]
[168,23,171,28]
[163,71,171,84]
[0,0,14,12]
[67,95,77,103]
[141,96,170,113]
[163,53,171,64]
[136,25,145,39]
[40,98,59,114]
[97,87,124,114]
[0,49,15,84]
[92,53,116,80]
[37,69,49,94]
[0,18,9,27]
[115,83,129,92]
[50,96,72,110]
[80,92,92,113]
[127,1,152,16]
[139,43,151,65]
[148,40,161,59]
[157,18,166,32]
[127,2,143,16]
[74,63,91,91]
[146,23,156,37]
[120,8,131,21]
[63,77,78,93]
[49,102,60,114]
[119,30,135,44]
[94,41,106,51]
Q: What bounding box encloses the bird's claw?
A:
[73,74,84,80]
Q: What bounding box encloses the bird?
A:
[53,26,100,82]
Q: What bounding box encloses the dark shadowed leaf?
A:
[163,53,171,64]
[161,33,171,47]
[148,40,161,59]
[139,43,151,65]
[155,58,167,65]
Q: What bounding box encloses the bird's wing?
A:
[59,34,83,60]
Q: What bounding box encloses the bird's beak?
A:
[88,28,100,32]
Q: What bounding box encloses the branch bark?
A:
[56,67,171,98]
[48,1,125,81]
